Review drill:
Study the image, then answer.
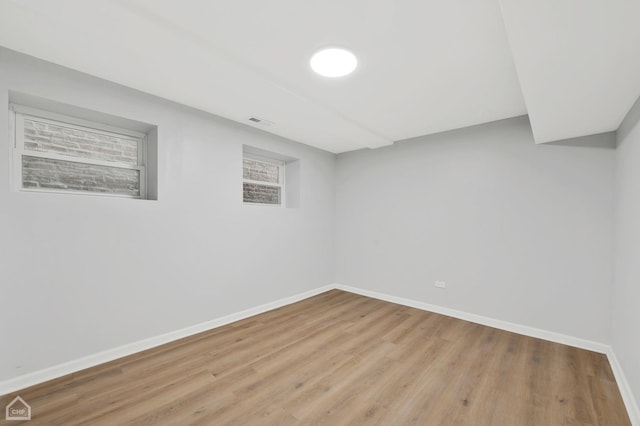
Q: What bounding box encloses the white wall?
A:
[0,46,629,400]
[0,47,335,382]
[612,94,640,411]
[336,116,615,343]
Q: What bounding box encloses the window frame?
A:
[242,153,286,207]
[9,104,148,199]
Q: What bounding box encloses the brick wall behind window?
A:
[24,119,138,165]
[22,156,140,196]
[243,159,279,183]
[243,182,280,204]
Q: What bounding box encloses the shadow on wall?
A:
[546,132,616,150]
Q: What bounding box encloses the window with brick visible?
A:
[11,105,147,198]
[242,156,284,205]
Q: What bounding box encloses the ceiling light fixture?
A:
[310,48,358,78]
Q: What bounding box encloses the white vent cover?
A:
[248,116,274,126]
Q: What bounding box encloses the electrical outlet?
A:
[434,281,446,288]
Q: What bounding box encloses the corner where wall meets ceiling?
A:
[0,0,638,153]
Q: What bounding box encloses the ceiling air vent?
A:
[248,116,274,127]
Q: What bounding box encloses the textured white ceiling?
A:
[0,0,638,152]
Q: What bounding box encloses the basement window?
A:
[10,104,149,198]
[243,153,285,206]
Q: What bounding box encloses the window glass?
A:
[22,156,140,196]
[12,105,147,198]
[243,182,280,205]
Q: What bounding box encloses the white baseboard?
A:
[334,283,640,424]
[0,285,334,396]
[2,282,637,426]
[333,284,609,353]
[607,347,640,425]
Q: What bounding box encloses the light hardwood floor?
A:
[0,290,631,425]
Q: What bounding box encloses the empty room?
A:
[0,0,639,425]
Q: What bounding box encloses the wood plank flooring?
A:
[0,290,631,425]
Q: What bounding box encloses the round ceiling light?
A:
[310,48,358,78]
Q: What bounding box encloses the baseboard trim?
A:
[333,284,640,424]
[333,284,609,354]
[0,285,334,396]
[3,282,637,426]
[607,347,640,425]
